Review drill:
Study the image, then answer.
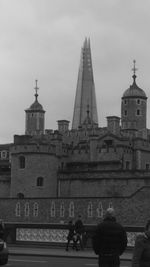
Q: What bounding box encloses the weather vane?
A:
[132,60,138,76]
[34,79,39,100]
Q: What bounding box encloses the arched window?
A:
[19,156,25,169]
[87,202,93,217]
[69,201,74,218]
[17,192,24,199]
[97,202,103,218]
[37,177,44,187]
[15,202,21,217]
[51,201,55,217]
[24,202,30,217]
[60,202,65,217]
[33,202,38,217]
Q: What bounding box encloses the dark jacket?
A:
[92,217,127,260]
[132,232,150,267]
[67,222,75,240]
[75,219,84,234]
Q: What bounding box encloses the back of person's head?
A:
[104,208,115,219]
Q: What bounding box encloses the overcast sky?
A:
[0,0,150,143]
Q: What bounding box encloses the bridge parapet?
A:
[4,222,144,248]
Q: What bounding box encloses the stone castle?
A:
[0,38,150,225]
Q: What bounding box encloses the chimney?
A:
[107,116,120,135]
[57,120,69,133]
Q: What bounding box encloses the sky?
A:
[0,0,150,143]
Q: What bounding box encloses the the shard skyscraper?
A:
[72,38,98,129]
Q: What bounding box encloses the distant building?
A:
[1,39,150,226]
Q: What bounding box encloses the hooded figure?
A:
[92,208,127,267]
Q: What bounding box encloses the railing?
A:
[4,222,144,248]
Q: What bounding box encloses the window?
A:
[51,201,55,217]
[69,202,74,218]
[87,202,93,217]
[124,99,127,105]
[104,140,113,146]
[15,202,21,217]
[19,156,25,169]
[60,202,65,217]
[97,202,103,218]
[24,202,30,217]
[136,109,141,116]
[137,99,141,105]
[17,193,24,199]
[124,110,127,116]
[33,202,38,217]
[37,177,44,187]
[1,150,7,159]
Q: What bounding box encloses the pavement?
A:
[8,245,133,261]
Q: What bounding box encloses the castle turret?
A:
[25,80,45,135]
[121,61,147,133]
[72,38,98,129]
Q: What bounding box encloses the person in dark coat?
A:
[132,219,150,267]
[66,220,78,251]
[0,220,5,240]
[74,215,85,250]
[92,208,127,267]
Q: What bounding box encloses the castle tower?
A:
[121,61,147,132]
[72,38,98,129]
[25,80,45,135]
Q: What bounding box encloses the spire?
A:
[72,38,98,129]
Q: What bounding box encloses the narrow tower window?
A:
[37,177,44,187]
[19,156,25,169]
[124,110,127,116]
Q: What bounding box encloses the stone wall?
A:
[58,170,150,197]
[0,186,150,226]
[10,153,58,198]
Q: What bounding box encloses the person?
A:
[0,220,5,240]
[74,215,85,250]
[92,207,127,267]
[66,220,78,251]
[132,219,150,267]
